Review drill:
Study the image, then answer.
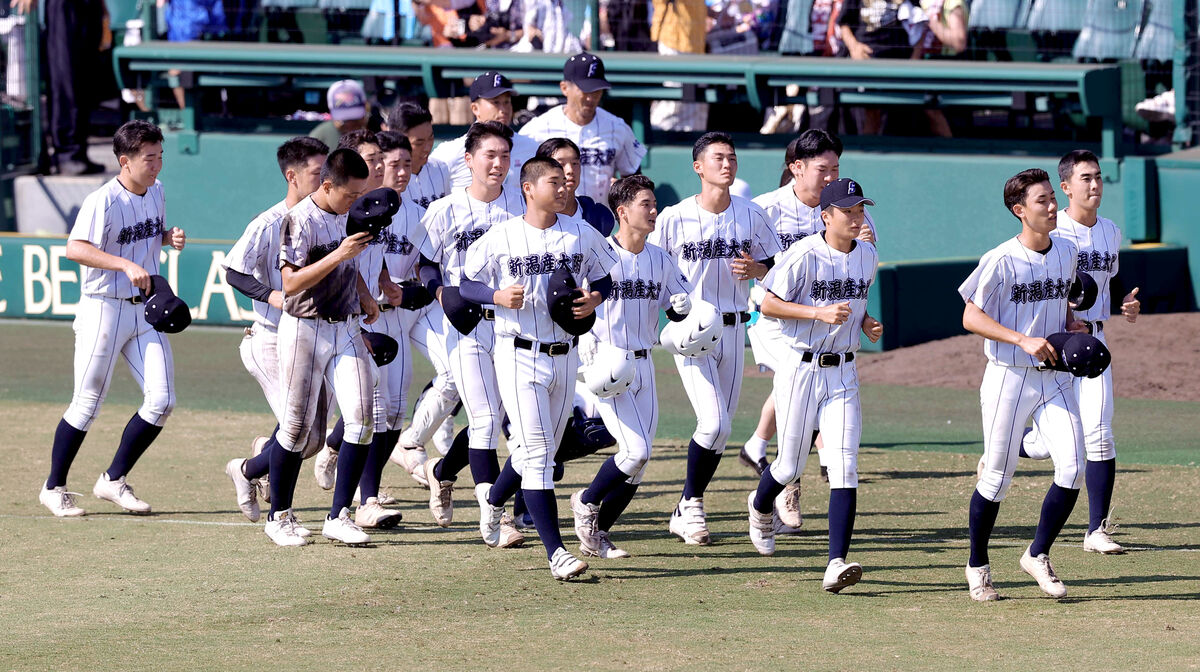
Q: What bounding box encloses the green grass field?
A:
[2,320,1198,671]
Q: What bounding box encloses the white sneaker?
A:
[774,518,803,536]
[748,492,776,556]
[583,530,630,559]
[251,436,270,504]
[425,457,453,527]
[669,496,711,545]
[352,487,398,507]
[823,557,863,593]
[497,512,526,548]
[314,445,338,490]
[571,490,601,555]
[225,458,260,522]
[264,509,308,547]
[775,482,802,529]
[1019,547,1067,598]
[93,473,151,514]
[39,483,85,517]
[323,507,371,545]
[1083,519,1124,554]
[391,445,430,487]
[355,497,403,529]
[549,547,588,580]
[282,510,312,538]
[966,564,999,601]
[475,483,503,547]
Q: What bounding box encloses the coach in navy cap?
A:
[563,52,611,93]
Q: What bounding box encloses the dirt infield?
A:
[859,312,1200,402]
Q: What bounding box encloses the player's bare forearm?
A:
[358,274,379,324]
[281,257,343,293]
[963,301,1055,362]
[761,292,848,324]
[66,240,134,273]
[572,290,603,318]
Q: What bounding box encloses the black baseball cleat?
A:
[739,447,768,476]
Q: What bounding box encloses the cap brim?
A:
[571,79,611,93]
[330,106,366,121]
[828,196,875,209]
[471,85,517,102]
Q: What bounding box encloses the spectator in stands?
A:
[920,0,966,54]
[649,0,711,132]
[600,0,653,51]
[160,0,227,109]
[838,0,927,134]
[462,0,523,49]
[322,0,371,44]
[515,0,582,53]
[309,80,371,152]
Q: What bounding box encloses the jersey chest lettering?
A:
[372,229,415,256]
[507,252,584,277]
[116,216,164,246]
[579,147,616,168]
[680,238,752,262]
[779,232,810,251]
[1009,277,1071,304]
[810,277,871,302]
[306,240,341,264]
[1077,250,1116,274]
[452,228,487,252]
[608,278,662,302]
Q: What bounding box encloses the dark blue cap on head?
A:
[564,53,611,93]
[470,71,516,102]
[820,178,875,210]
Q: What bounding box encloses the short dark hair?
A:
[320,148,370,186]
[535,137,580,160]
[376,130,412,154]
[1003,168,1052,217]
[465,121,514,154]
[1057,149,1100,183]
[386,101,433,133]
[337,129,379,152]
[780,130,842,186]
[608,174,655,213]
[692,131,735,162]
[520,155,562,188]
[113,120,164,158]
[276,136,329,176]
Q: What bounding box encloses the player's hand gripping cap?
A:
[547,265,596,336]
[660,299,722,357]
[347,187,401,239]
[583,343,637,398]
[362,331,400,367]
[1069,271,1099,312]
[440,286,484,335]
[397,279,435,311]
[1045,332,1112,378]
[141,274,191,333]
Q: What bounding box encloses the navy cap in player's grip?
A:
[397,279,435,311]
[141,274,191,333]
[547,265,596,336]
[1044,332,1112,378]
[362,331,399,367]
[1069,271,1099,312]
[347,187,401,240]
[441,286,484,335]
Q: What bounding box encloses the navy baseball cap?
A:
[820,178,875,211]
[564,53,611,93]
[347,187,401,239]
[469,71,516,102]
[141,275,192,333]
[547,265,596,336]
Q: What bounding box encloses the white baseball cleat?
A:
[355,497,403,529]
[314,445,338,490]
[352,487,398,507]
[669,496,711,545]
[966,564,1000,602]
[425,457,454,527]
[323,507,371,545]
[475,483,503,547]
[549,547,589,580]
[39,483,85,517]
[496,512,526,548]
[584,530,630,559]
[282,510,312,538]
[1019,547,1067,598]
[822,558,863,593]
[225,458,260,522]
[251,436,270,504]
[774,518,803,535]
[571,490,601,556]
[775,482,802,530]
[748,492,776,556]
[390,445,430,486]
[93,473,151,514]
[264,509,308,547]
[1083,518,1124,554]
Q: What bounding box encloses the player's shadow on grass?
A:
[866,470,978,480]
[867,440,980,450]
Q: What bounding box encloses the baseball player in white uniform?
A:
[39,121,186,518]
[959,168,1088,600]
[384,102,453,210]
[419,121,525,533]
[518,52,646,205]
[222,137,331,526]
[1017,149,1141,555]
[648,132,782,545]
[747,178,882,595]
[569,174,692,560]
[429,72,540,194]
[465,155,619,579]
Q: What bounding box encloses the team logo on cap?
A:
[847,181,857,194]
[587,62,598,78]
[494,74,502,88]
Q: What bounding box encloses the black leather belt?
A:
[483,308,495,321]
[1082,319,1104,334]
[123,296,145,305]
[513,335,578,356]
[722,311,751,326]
[379,303,396,313]
[632,349,649,359]
[801,352,855,367]
[318,315,350,323]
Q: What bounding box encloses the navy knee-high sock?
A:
[597,481,639,531]
[243,427,280,480]
[268,443,302,516]
[682,439,722,500]
[752,469,787,513]
[488,458,522,507]
[581,456,629,505]
[46,418,87,488]
[1029,484,1080,557]
[523,488,565,559]
[1085,458,1116,534]
[106,413,163,480]
[329,441,369,518]
[828,488,858,562]
[326,417,344,449]
[512,489,528,519]
[434,428,470,482]
[468,448,500,485]
[968,490,1002,567]
[357,430,397,502]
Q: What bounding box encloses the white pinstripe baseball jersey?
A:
[359,198,430,299]
[463,214,619,343]
[959,237,1079,367]
[429,132,540,193]
[69,177,166,299]
[754,184,878,252]
[591,238,691,351]
[648,194,782,313]
[1051,212,1121,322]
[419,187,526,286]
[223,199,288,328]
[278,196,362,319]
[405,158,453,210]
[762,234,878,354]
[518,105,646,204]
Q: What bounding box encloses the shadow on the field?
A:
[865,470,977,480]
[867,440,979,450]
